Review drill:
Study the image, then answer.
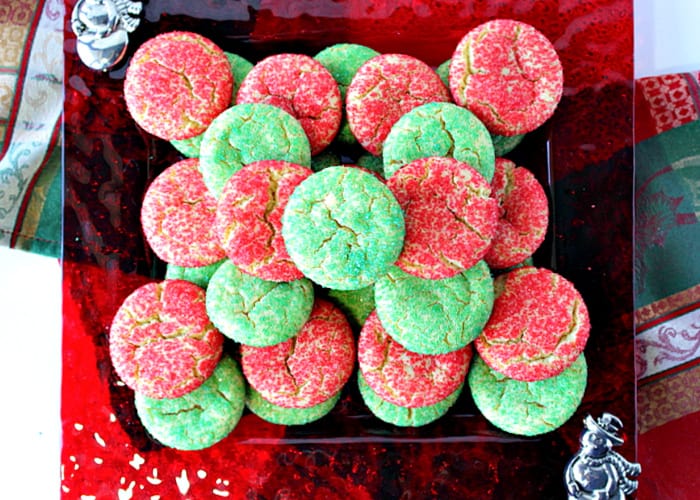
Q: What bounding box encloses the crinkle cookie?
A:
[374,262,494,355]
[387,156,498,279]
[236,53,342,155]
[240,299,355,408]
[215,160,313,282]
[485,158,549,269]
[246,387,340,426]
[358,311,472,407]
[382,102,495,182]
[199,103,311,198]
[205,260,314,347]
[358,371,464,427]
[468,354,587,436]
[282,166,405,290]
[474,266,590,382]
[109,279,223,399]
[314,43,380,145]
[449,19,563,136]
[135,356,246,450]
[124,31,232,141]
[346,53,449,155]
[140,158,225,268]
[169,51,254,158]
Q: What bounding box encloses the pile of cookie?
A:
[109,19,590,451]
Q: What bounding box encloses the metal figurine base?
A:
[71,0,143,71]
[565,413,642,499]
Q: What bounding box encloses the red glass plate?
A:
[61,1,635,498]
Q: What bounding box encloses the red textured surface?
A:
[358,311,472,407]
[346,53,450,155]
[449,19,563,136]
[475,267,590,382]
[109,280,224,399]
[62,1,635,497]
[240,299,356,408]
[140,158,225,267]
[215,160,312,281]
[236,54,342,155]
[387,156,498,279]
[123,31,232,140]
[485,158,549,269]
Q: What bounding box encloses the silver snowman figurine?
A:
[71,0,143,71]
[565,413,642,499]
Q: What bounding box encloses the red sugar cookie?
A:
[449,19,563,136]
[240,299,355,408]
[358,311,472,408]
[386,156,498,279]
[474,267,590,382]
[109,279,224,399]
[236,53,342,155]
[346,53,450,156]
[485,158,549,269]
[215,160,313,282]
[124,31,233,141]
[141,158,225,267]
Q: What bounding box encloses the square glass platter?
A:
[61,1,635,498]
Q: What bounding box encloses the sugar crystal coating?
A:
[474,266,590,381]
[374,262,494,355]
[199,103,311,198]
[469,354,587,436]
[140,158,225,267]
[485,158,549,269]
[382,102,495,181]
[449,19,563,136]
[387,156,498,279]
[358,371,464,427]
[215,160,313,282]
[282,166,405,290]
[236,53,342,155]
[346,53,450,155]
[358,311,472,407]
[109,279,224,399]
[135,356,246,450]
[240,299,356,408]
[124,31,233,141]
[206,260,314,347]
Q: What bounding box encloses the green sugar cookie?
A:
[246,386,340,426]
[358,371,463,427]
[171,133,203,158]
[436,59,451,87]
[199,103,311,197]
[382,101,495,181]
[468,354,587,436]
[206,260,314,347]
[281,166,405,290]
[165,259,225,289]
[356,153,385,178]
[374,262,494,355]
[315,43,380,145]
[491,132,525,156]
[326,285,376,332]
[169,53,254,159]
[135,356,246,450]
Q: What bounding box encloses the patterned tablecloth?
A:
[635,71,700,499]
[2,1,699,498]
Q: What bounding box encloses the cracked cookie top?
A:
[124,31,233,141]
